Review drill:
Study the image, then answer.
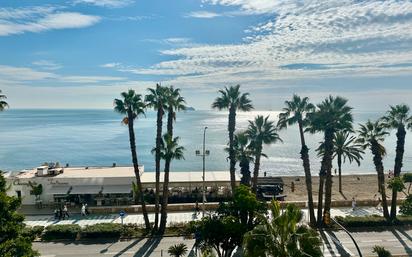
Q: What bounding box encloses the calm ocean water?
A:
[0,109,411,176]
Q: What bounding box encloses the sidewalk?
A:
[25,206,386,228]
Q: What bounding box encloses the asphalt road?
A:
[33,228,412,257]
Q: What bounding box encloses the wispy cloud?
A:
[32,60,62,70]
[0,6,101,36]
[73,0,134,8]
[0,64,127,86]
[105,0,412,91]
[186,11,221,19]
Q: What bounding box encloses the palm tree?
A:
[114,90,150,230]
[145,83,167,230]
[168,243,188,257]
[165,86,186,138]
[246,115,282,193]
[317,131,364,193]
[278,94,316,226]
[0,90,8,111]
[232,132,254,186]
[243,200,322,257]
[358,120,390,219]
[158,134,185,234]
[381,104,412,220]
[307,96,353,226]
[212,85,253,191]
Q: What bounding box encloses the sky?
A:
[1,0,412,110]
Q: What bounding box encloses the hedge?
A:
[81,223,123,239]
[22,226,44,240]
[43,224,81,240]
[335,215,412,228]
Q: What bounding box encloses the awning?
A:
[47,185,71,195]
[70,185,102,195]
[102,185,132,194]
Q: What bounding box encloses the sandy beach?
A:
[280,173,406,202]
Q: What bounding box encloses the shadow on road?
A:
[133,237,162,257]
[391,228,412,255]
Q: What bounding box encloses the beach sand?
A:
[280,173,402,202]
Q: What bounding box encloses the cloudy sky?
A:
[1,0,412,110]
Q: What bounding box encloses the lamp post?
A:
[196,126,210,217]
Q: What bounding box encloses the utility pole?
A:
[196,126,209,217]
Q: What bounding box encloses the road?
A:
[33,229,412,257]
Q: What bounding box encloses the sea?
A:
[0,109,411,176]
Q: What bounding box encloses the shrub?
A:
[121,224,145,238]
[81,223,123,239]
[21,226,44,240]
[400,195,412,216]
[335,215,412,228]
[168,243,188,257]
[372,246,392,257]
[43,224,80,240]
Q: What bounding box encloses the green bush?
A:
[335,215,412,228]
[43,224,80,240]
[121,224,145,238]
[372,245,392,257]
[21,226,44,240]
[81,223,123,239]
[400,195,412,215]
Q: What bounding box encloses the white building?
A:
[5,165,239,207]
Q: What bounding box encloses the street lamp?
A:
[195,126,210,217]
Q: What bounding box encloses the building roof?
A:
[11,166,240,183]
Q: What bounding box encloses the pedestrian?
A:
[195,200,199,215]
[54,209,58,220]
[63,205,69,218]
[85,203,89,216]
[291,181,295,193]
[376,197,382,211]
[334,169,337,175]
[81,204,86,216]
[352,197,356,211]
[58,207,63,220]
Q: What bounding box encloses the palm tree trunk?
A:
[298,122,316,226]
[159,157,171,234]
[317,173,325,227]
[240,159,251,186]
[323,129,334,222]
[127,112,150,230]
[390,126,406,220]
[372,141,390,219]
[252,149,261,193]
[337,154,342,193]
[154,108,163,230]
[228,107,237,191]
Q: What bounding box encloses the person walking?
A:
[85,203,90,216]
[352,197,357,211]
[58,207,63,220]
[63,205,69,218]
[81,204,86,216]
[54,208,58,220]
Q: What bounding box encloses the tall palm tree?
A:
[158,134,185,234]
[307,96,353,226]
[212,85,253,191]
[165,86,186,138]
[0,90,8,111]
[145,83,167,230]
[114,90,150,230]
[278,94,316,226]
[243,200,322,257]
[317,131,364,193]
[358,120,390,219]
[381,104,412,220]
[246,115,282,193]
[232,132,254,186]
